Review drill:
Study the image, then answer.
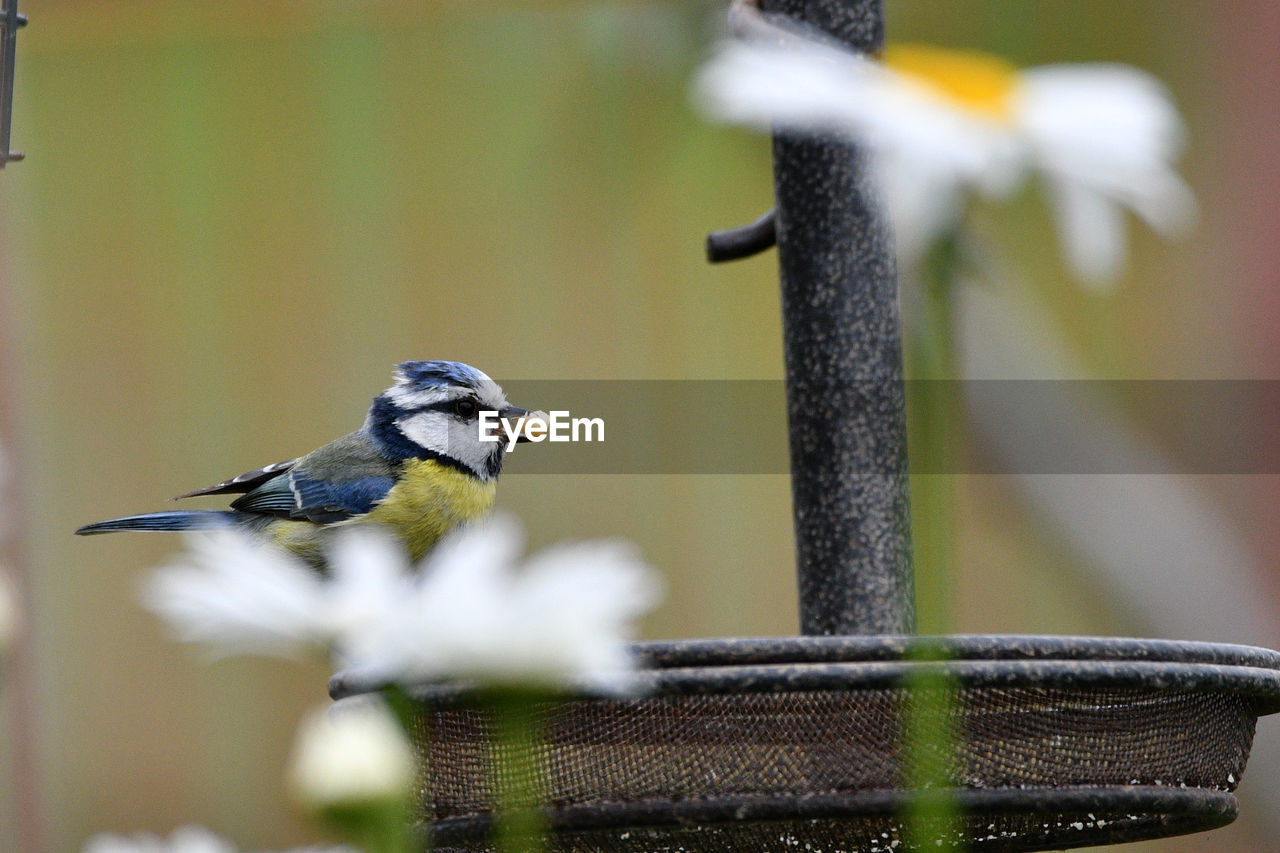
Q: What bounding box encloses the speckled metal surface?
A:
[759,0,913,635]
[631,634,1280,669]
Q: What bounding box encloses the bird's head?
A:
[364,360,533,481]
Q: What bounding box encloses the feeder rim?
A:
[633,634,1280,669]
[426,785,1237,848]
[364,658,1280,711]
[331,634,1280,703]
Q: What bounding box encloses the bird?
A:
[76,360,536,567]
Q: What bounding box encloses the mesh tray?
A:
[331,634,1280,851]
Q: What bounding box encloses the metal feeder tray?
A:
[330,633,1280,852]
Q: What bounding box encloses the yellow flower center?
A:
[882,43,1019,122]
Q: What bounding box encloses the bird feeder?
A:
[333,0,1280,848]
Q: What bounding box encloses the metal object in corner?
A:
[0,0,26,167]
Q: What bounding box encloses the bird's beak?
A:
[500,405,546,443]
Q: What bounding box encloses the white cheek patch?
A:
[447,418,500,478]
[396,411,504,480]
[396,411,452,456]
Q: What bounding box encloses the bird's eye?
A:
[453,399,477,418]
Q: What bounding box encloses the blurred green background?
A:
[1,1,1279,850]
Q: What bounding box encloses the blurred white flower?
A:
[83,826,237,853]
[142,526,415,661]
[83,827,354,853]
[141,529,331,659]
[0,569,18,655]
[0,438,9,542]
[348,515,664,693]
[288,700,415,811]
[1016,63,1195,283]
[0,441,18,654]
[143,516,663,693]
[83,825,353,853]
[695,39,1194,286]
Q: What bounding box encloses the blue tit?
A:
[76,360,535,567]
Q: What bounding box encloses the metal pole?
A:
[761,0,914,635]
[0,0,25,166]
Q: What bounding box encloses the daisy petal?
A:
[140,530,329,659]
[694,38,887,137]
[324,526,414,639]
[875,151,969,264]
[1045,177,1128,288]
[333,515,663,693]
[1019,64,1196,252]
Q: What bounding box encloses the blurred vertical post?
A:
[0,0,25,166]
[762,0,914,635]
[0,3,39,848]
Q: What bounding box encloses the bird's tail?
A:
[75,510,238,536]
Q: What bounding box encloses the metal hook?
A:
[706,209,777,263]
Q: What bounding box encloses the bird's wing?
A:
[229,432,400,525]
[174,459,298,500]
[229,470,397,525]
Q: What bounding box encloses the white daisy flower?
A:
[142,517,663,694]
[288,701,415,811]
[82,826,352,853]
[694,38,1194,286]
[82,826,238,853]
[340,515,664,694]
[141,528,332,659]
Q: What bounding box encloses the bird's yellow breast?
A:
[360,459,497,560]
[264,459,496,565]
